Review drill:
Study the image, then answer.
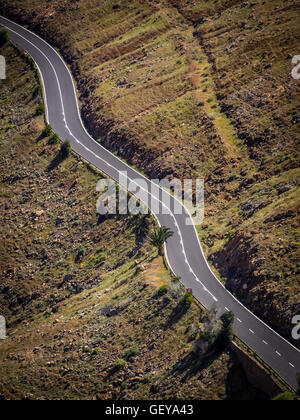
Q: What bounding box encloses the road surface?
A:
[1,15,299,391]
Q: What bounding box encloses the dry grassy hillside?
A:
[0,0,299,343]
[0,42,267,400]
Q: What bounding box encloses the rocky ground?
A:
[0,0,299,348]
[0,42,268,400]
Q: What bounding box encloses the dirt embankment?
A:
[0,42,267,400]
[0,0,299,344]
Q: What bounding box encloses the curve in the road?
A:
[1,15,299,391]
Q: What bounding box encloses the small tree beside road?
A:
[0,27,9,47]
[60,140,72,160]
[215,311,235,352]
[43,124,53,138]
[149,226,174,256]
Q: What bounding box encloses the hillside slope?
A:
[0,42,266,400]
[0,0,299,344]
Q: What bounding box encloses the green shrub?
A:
[43,124,53,137]
[49,133,60,145]
[60,140,72,159]
[215,311,235,352]
[124,345,139,359]
[157,285,168,296]
[114,359,127,370]
[75,246,86,263]
[92,348,101,356]
[273,392,297,401]
[129,261,136,269]
[0,28,9,47]
[44,309,51,319]
[93,252,105,266]
[86,251,105,267]
[182,292,194,308]
[33,85,43,98]
[221,312,235,329]
[36,103,45,116]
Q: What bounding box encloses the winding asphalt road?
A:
[1,15,299,392]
